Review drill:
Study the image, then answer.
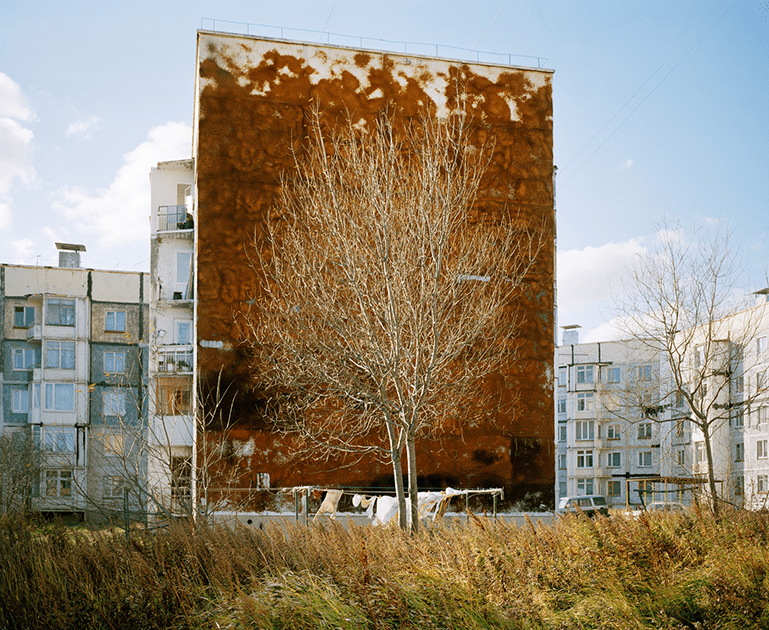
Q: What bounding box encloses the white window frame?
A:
[576,365,594,384]
[12,348,36,370]
[575,420,595,441]
[176,251,193,297]
[758,337,767,356]
[105,310,126,332]
[607,424,621,440]
[103,475,127,499]
[557,398,566,414]
[12,389,29,413]
[757,440,768,460]
[606,367,621,384]
[45,298,75,326]
[44,383,75,412]
[99,432,125,457]
[576,392,594,412]
[42,427,76,454]
[576,478,594,496]
[695,441,705,464]
[758,474,768,494]
[558,425,567,442]
[44,469,73,497]
[637,365,652,381]
[175,319,193,346]
[637,422,652,440]
[677,449,686,466]
[558,453,567,469]
[576,450,594,468]
[45,340,75,370]
[735,442,744,462]
[104,351,126,374]
[638,451,653,468]
[558,367,567,387]
[734,475,744,497]
[103,391,126,417]
[607,451,621,468]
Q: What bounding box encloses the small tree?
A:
[242,109,542,531]
[615,219,768,514]
[0,431,41,517]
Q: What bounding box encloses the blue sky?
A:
[1,1,767,342]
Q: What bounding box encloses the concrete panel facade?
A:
[194,31,555,508]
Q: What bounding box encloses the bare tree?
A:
[0,431,41,516]
[242,109,542,531]
[615,219,768,514]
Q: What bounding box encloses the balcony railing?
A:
[158,206,194,232]
[158,348,193,374]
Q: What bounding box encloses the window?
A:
[105,311,126,332]
[759,407,769,426]
[577,365,594,384]
[675,390,686,407]
[176,252,192,298]
[677,449,686,466]
[45,470,72,497]
[558,424,567,442]
[606,424,621,440]
[607,480,621,497]
[758,337,767,356]
[676,419,686,437]
[157,377,192,415]
[171,456,192,499]
[758,372,767,392]
[43,427,76,454]
[558,453,567,469]
[559,481,568,498]
[576,478,594,495]
[99,432,124,457]
[104,476,127,499]
[103,391,126,417]
[44,383,75,412]
[695,441,706,465]
[733,409,744,427]
[577,392,594,412]
[12,348,37,370]
[637,365,652,381]
[576,450,594,468]
[606,367,621,384]
[637,423,652,440]
[758,440,768,460]
[695,345,705,368]
[14,306,34,328]
[758,475,768,494]
[638,451,653,467]
[176,320,192,345]
[104,351,126,374]
[735,443,744,462]
[557,399,566,414]
[12,389,29,413]
[607,451,621,468]
[734,376,744,394]
[558,367,567,387]
[45,341,75,370]
[575,420,595,441]
[46,298,75,326]
[734,476,744,497]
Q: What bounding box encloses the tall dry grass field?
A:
[0,509,768,629]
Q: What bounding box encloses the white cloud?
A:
[11,238,34,262]
[617,158,634,171]
[0,72,34,121]
[52,121,192,247]
[66,116,103,139]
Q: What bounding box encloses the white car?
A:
[556,495,610,517]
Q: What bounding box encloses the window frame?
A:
[638,450,653,468]
[735,442,745,462]
[45,340,75,370]
[42,427,76,454]
[45,298,75,327]
[43,383,75,412]
[637,422,652,440]
[757,440,768,460]
[105,310,126,332]
[607,451,621,468]
[606,367,621,384]
[576,449,594,468]
[575,420,595,441]
[104,350,126,374]
[44,469,73,497]
[14,306,34,328]
[607,480,621,497]
[576,392,594,412]
[606,424,621,440]
[576,478,594,496]
[12,389,29,413]
[103,391,127,418]
[576,365,594,384]
[12,347,36,371]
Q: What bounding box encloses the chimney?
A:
[55,242,86,268]
[753,288,769,307]
[561,324,581,346]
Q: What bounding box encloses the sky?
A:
[1,1,767,343]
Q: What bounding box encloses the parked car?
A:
[556,495,610,517]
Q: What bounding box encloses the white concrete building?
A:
[148,159,195,517]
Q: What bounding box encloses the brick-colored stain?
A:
[194,32,555,508]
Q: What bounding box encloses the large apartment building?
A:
[0,250,149,522]
[557,293,769,511]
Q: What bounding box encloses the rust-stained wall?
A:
[194,31,555,508]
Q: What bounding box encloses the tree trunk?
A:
[702,423,720,516]
[390,445,407,529]
[405,433,419,533]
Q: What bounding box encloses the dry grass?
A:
[0,509,768,629]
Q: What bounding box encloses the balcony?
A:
[26,324,43,343]
[157,205,194,235]
[157,347,193,374]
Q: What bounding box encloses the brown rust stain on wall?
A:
[195,33,554,507]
